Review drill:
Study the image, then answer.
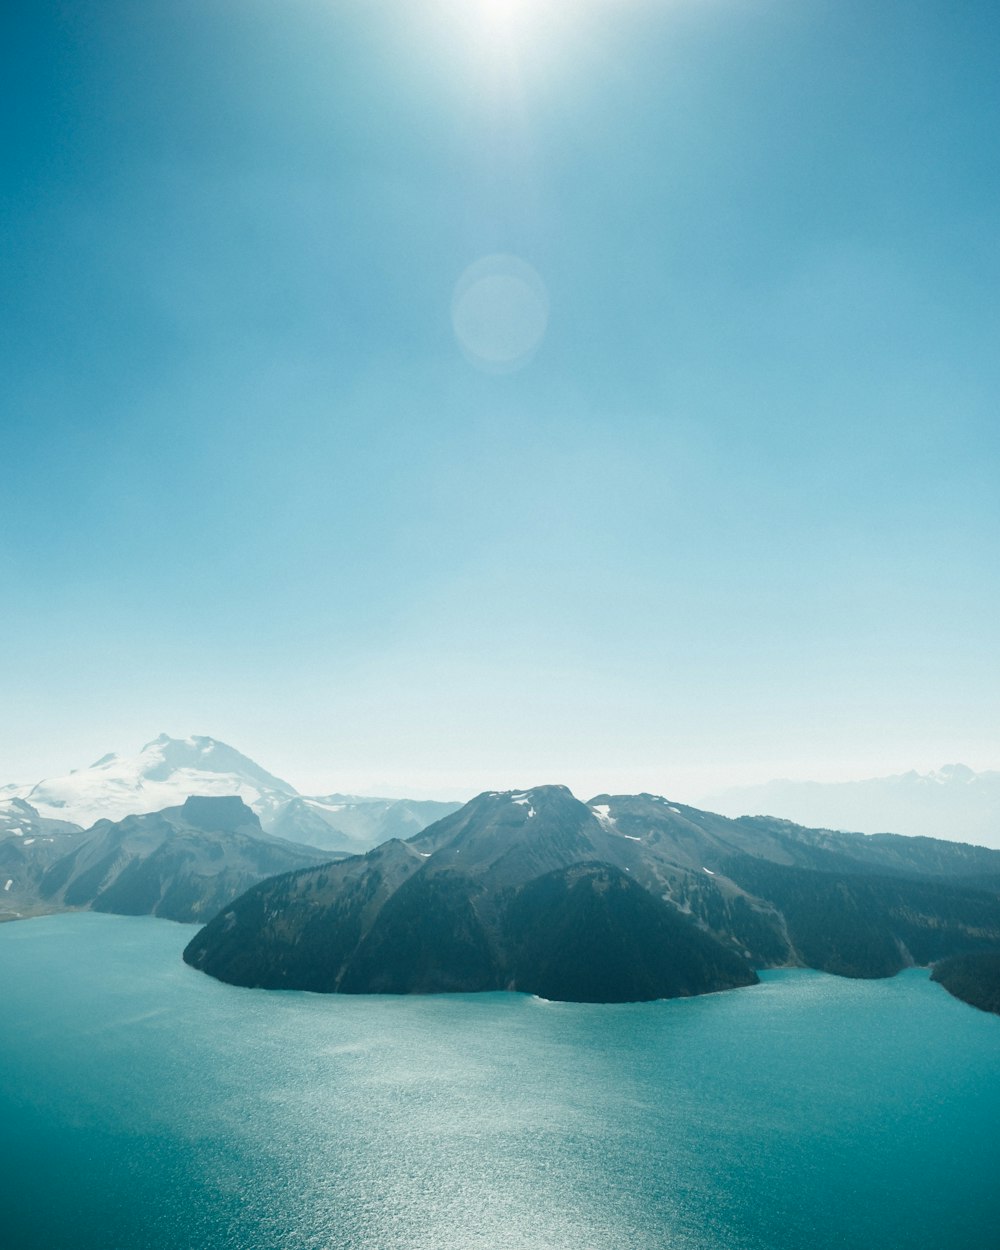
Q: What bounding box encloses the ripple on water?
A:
[1,915,998,1250]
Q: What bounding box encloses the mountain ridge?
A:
[706,764,1000,847]
[16,795,332,924]
[183,784,1000,1002]
[3,735,462,855]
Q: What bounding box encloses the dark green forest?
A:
[931,952,1000,1015]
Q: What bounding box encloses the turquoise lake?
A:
[1,913,998,1250]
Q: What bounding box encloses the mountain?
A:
[704,764,1000,848]
[266,794,463,853]
[183,786,758,1001]
[183,785,1000,1002]
[931,952,1000,1016]
[16,735,297,828]
[7,735,462,854]
[29,795,332,923]
[0,798,86,921]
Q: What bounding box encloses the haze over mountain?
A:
[0,799,88,921]
[705,764,1000,849]
[1,795,330,924]
[185,785,1000,1003]
[2,735,461,855]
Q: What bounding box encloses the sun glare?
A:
[481,0,531,27]
[427,0,574,74]
[477,0,544,42]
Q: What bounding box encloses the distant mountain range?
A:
[704,764,1000,848]
[7,739,999,854]
[7,738,1000,1007]
[184,785,1000,1003]
[1,734,461,855]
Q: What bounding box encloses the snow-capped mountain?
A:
[5,735,460,854]
[703,764,1000,848]
[17,735,296,829]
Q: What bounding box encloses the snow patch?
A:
[3,879,11,891]
[702,866,715,875]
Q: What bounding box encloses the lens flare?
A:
[451,254,550,373]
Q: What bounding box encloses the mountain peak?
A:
[934,763,976,783]
[479,784,577,806]
[133,734,296,794]
[179,794,260,833]
[23,734,298,828]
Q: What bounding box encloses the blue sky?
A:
[2,0,998,799]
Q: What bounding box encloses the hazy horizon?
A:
[4,1,998,800]
[5,728,998,817]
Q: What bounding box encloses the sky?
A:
[2,0,998,801]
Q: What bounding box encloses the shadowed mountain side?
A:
[36,796,334,923]
[0,799,86,921]
[181,839,428,990]
[502,864,756,1002]
[931,952,1000,1016]
[731,816,1000,880]
[338,867,503,995]
[184,786,1000,1001]
[718,855,1000,978]
[183,847,757,1002]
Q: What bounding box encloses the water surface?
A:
[1,913,997,1249]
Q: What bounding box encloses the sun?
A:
[430,0,565,79]
[479,0,534,34]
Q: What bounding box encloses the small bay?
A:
[1,912,998,1250]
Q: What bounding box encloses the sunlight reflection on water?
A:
[2,916,999,1250]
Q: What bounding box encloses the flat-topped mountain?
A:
[183,786,1000,1002]
[32,796,332,923]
